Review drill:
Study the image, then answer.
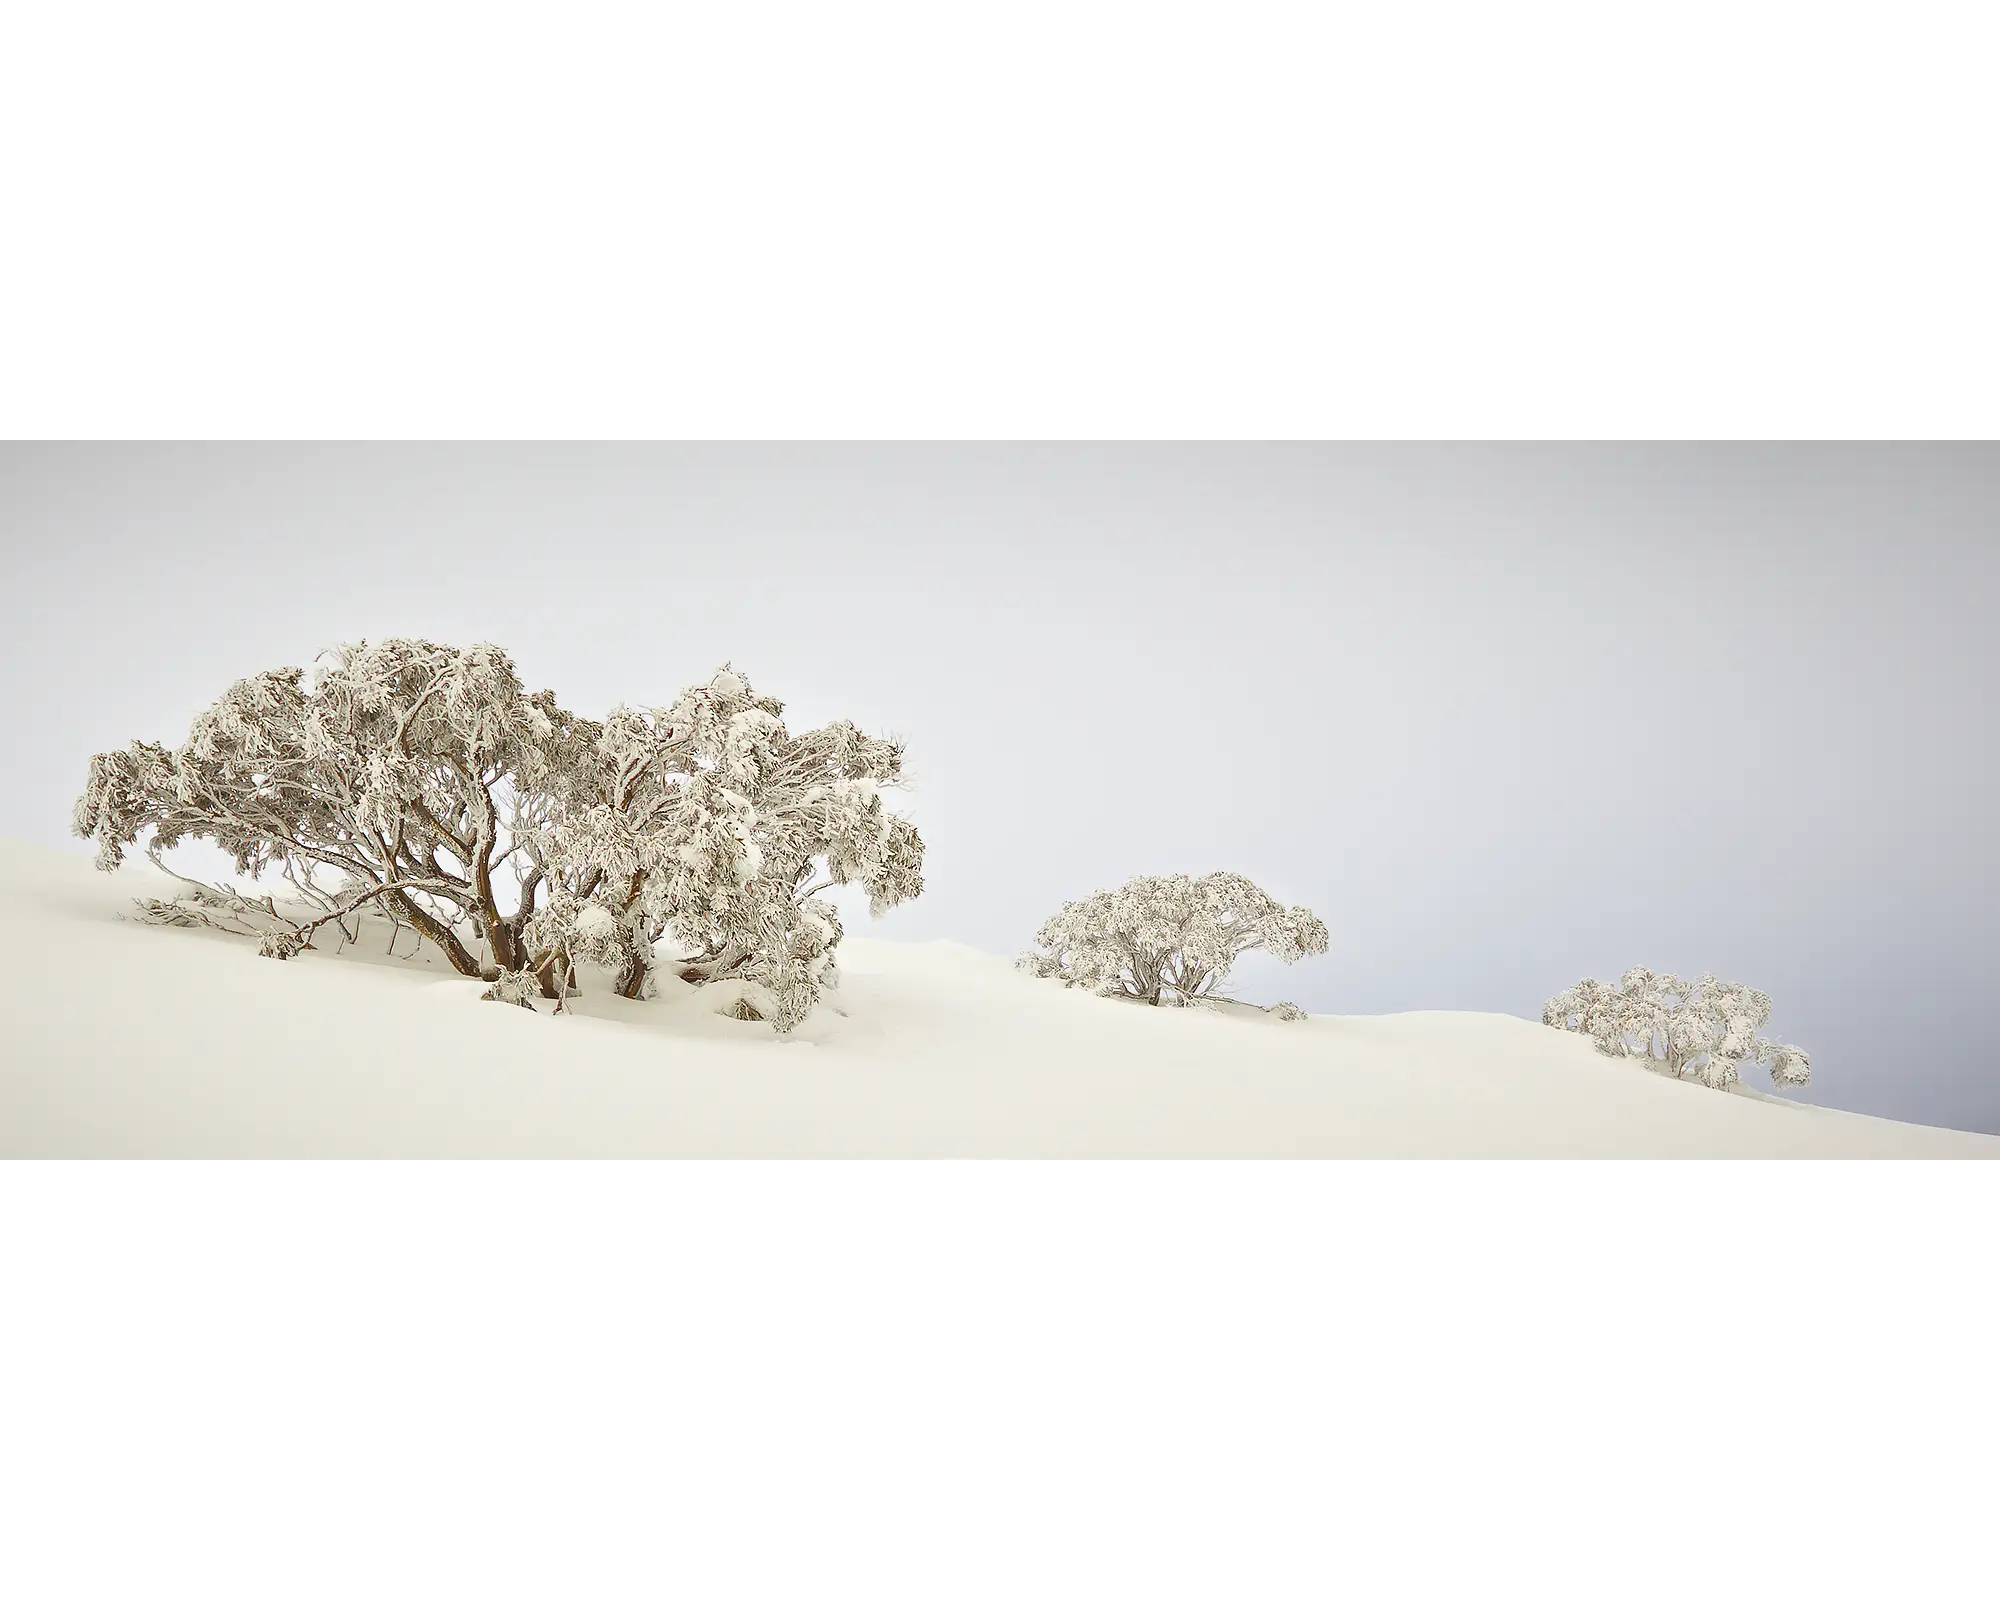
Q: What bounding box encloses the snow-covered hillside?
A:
[2,838,1991,1157]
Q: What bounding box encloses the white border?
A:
[4,1162,1990,1597]
[3,3,1994,438]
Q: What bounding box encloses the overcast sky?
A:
[3,443,1994,1133]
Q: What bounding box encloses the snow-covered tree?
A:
[74,639,567,985]
[515,664,924,1031]
[1018,872,1328,1008]
[74,641,924,1032]
[1542,967,1811,1090]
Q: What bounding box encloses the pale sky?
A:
[4,443,1994,1132]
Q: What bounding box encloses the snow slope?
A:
[1,838,1991,1157]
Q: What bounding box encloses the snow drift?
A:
[1,838,1991,1158]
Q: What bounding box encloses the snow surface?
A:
[1,837,1992,1158]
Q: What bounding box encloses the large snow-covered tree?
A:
[1018,871,1328,1008]
[1542,967,1811,1090]
[73,641,924,1031]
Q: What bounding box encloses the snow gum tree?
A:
[1018,871,1328,1009]
[517,665,924,1030]
[73,641,924,1032]
[1542,967,1811,1090]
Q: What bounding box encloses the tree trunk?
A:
[487,915,520,974]
[389,889,484,977]
[470,830,523,972]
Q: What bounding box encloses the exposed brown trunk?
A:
[470,825,517,971]
[389,889,484,977]
[529,949,577,1002]
[487,915,520,973]
[616,953,650,1000]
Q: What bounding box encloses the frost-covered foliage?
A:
[516,664,924,1032]
[1542,968,1811,1091]
[1019,872,1328,1007]
[75,641,924,1033]
[481,970,541,1009]
[1269,1001,1308,1022]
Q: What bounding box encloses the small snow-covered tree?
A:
[74,642,923,1033]
[1542,967,1811,1091]
[1019,872,1328,1008]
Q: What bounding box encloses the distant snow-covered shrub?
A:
[1269,1001,1308,1022]
[1019,872,1328,1008]
[74,640,924,1033]
[1542,968,1811,1091]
